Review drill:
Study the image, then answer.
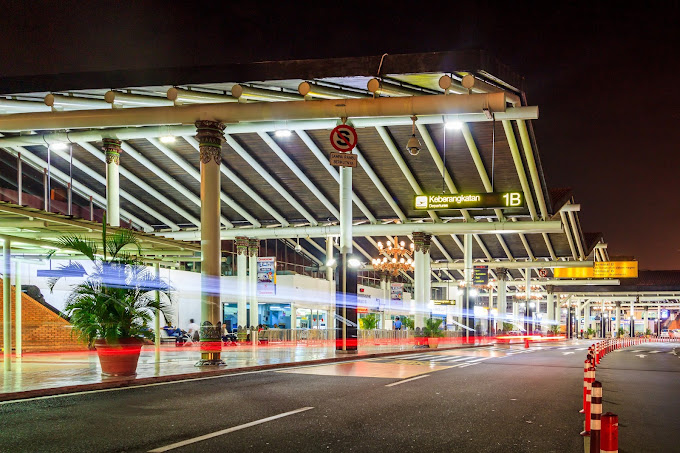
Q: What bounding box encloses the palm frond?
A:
[47,261,86,292]
[54,236,98,261]
[106,229,141,261]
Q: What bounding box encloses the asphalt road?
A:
[0,341,677,453]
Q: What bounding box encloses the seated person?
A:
[162,324,181,337]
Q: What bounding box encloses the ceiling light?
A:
[445,120,463,130]
[326,258,336,267]
[469,288,478,297]
[50,142,68,151]
[275,129,292,138]
[348,257,362,268]
[159,135,176,144]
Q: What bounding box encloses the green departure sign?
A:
[414,192,524,210]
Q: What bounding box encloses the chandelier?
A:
[372,237,414,276]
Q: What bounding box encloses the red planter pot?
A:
[95,338,144,377]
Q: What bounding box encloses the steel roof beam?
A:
[567,210,585,260]
[502,120,538,221]
[559,210,578,260]
[6,146,153,231]
[224,134,317,225]
[376,126,440,223]
[78,142,197,229]
[258,132,339,219]
[296,131,378,223]
[120,141,213,227]
[147,138,245,227]
[163,220,562,241]
[431,259,593,270]
[46,145,180,231]
[0,92,508,132]
[0,107,537,146]
[183,136,290,227]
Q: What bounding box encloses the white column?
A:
[17,153,22,205]
[497,270,507,329]
[602,299,606,337]
[547,291,555,330]
[643,309,648,335]
[414,248,425,329]
[630,299,636,336]
[615,302,621,337]
[103,138,121,227]
[236,237,248,328]
[525,269,531,331]
[339,166,352,349]
[154,262,161,362]
[196,121,225,365]
[424,245,431,322]
[326,237,335,332]
[380,276,388,329]
[463,234,473,339]
[3,239,11,371]
[248,239,259,331]
[14,260,21,358]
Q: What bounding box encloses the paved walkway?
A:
[0,339,504,401]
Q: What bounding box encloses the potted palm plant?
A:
[423,318,445,348]
[48,224,172,377]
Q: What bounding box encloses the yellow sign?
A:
[553,261,638,279]
[593,261,638,278]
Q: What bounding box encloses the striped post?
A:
[601,412,618,453]
[580,366,595,436]
[580,359,589,413]
[590,381,602,452]
[595,343,600,364]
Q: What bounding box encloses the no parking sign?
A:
[330,124,358,152]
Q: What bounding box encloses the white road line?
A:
[147,407,314,452]
[575,348,588,351]
[630,350,643,353]
[649,351,661,354]
[464,357,490,363]
[458,363,479,368]
[558,347,571,350]
[385,375,430,387]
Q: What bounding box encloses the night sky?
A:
[1,1,679,269]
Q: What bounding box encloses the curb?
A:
[0,343,494,402]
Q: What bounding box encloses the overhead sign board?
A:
[330,152,358,167]
[330,124,358,152]
[553,261,638,279]
[414,192,524,210]
[432,300,456,305]
[473,265,489,286]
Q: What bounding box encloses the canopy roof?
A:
[0,50,607,281]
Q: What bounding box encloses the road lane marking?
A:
[562,352,575,355]
[649,351,661,354]
[147,407,314,452]
[385,375,430,387]
[635,354,647,358]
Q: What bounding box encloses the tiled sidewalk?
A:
[2,340,497,400]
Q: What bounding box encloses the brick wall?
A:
[0,281,88,353]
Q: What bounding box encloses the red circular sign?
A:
[330,125,358,152]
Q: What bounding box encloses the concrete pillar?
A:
[463,234,473,341]
[615,302,621,337]
[195,120,225,366]
[643,308,648,335]
[547,289,555,331]
[413,233,431,329]
[102,138,122,227]
[236,237,248,328]
[337,165,356,352]
[14,260,21,358]
[326,237,335,332]
[154,262,161,362]
[630,298,636,336]
[497,269,507,330]
[3,239,11,371]
[525,269,531,332]
[16,153,22,205]
[248,239,259,330]
[380,274,389,329]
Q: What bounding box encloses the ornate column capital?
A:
[496,268,508,281]
[195,120,225,164]
[102,138,122,165]
[412,232,431,253]
[235,237,249,255]
[248,238,259,257]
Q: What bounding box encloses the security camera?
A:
[294,243,302,253]
[406,134,421,156]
